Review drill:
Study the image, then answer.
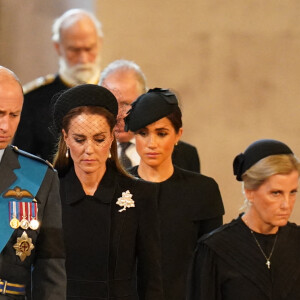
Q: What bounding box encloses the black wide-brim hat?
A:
[233,139,293,181]
[52,84,118,133]
[124,88,179,132]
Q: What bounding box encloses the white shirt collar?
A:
[0,148,5,163]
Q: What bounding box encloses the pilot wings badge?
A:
[4,186,33,200]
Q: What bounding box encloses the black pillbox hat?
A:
[233,139,293,181]
[124,88,178,132]
[52,84,118,133]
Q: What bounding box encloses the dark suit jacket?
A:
[172,141,200,173]
[60,162,164,300]
[14,74,68,163]
[0,146,66,299]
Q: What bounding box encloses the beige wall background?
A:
[1,0,300,223]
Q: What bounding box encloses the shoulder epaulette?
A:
[11,145,54,170]
[23,74,56,94]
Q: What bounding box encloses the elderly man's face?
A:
[0,78,23,149]
[55,17,102,83]
[102,72,142,143]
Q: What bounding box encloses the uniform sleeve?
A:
[136,182,164,300]
[32,169,66,300]
[187,241,221,300]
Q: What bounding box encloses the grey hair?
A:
[99,59,147,93]
[52,8,103,43]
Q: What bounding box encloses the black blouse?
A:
[188,215,300,300]
[129,165,225,300]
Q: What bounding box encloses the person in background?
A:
[52,84,164,300]
[124,88,224,300]
[188,139,300,300]
[0,66,66,298]
[14,8,103,162]
[100,59,201,172]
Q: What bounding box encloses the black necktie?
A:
[120,142,132,169]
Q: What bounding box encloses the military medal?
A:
[10,218,20,229]
[9,201,39,231]
[13,231,34,262]
[9,201,20,229]
[20,202,29,230]
[29,203,39,230]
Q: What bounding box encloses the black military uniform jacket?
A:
[172,141,201,173]
[59,162,164,300]
[14,74,69,162]
[0,146,66,299]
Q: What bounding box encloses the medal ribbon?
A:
[0,154,47,252]
[9,201,19,221]
[31,203,37,220]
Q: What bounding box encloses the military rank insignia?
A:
[9,201,39,230]
[13,231,34,261]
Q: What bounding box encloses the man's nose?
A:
[0,116,9,132]
[78,50,90,64]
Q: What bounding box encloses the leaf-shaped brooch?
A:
[116,190,135,212]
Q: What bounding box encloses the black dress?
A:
[129,165,224,300]
[188,215,300,300]
[59,162,164,300]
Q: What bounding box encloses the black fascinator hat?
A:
[233,139,293,181]
[52,84,118,134]
[124,88,179,132]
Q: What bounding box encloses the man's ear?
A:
[54,42,62,56]
[98,37,103,53]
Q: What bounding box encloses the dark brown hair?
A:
[166,106,182,133]
[53,106,130,177]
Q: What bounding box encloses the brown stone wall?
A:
[1,0,299,223]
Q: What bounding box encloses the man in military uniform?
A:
[14,9,103,162]
[99,59,201,172]
[0,66,66,299]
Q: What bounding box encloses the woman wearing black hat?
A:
[52,84,164,300]
[124,88,225,300]
[188,139,300,300]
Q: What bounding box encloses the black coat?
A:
[14,74,68,162]
[129,166,224,300]
[59,163,164,300]
[0,146,66,300]
[172,141,200,173]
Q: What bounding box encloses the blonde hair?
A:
[242,154,300,190]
